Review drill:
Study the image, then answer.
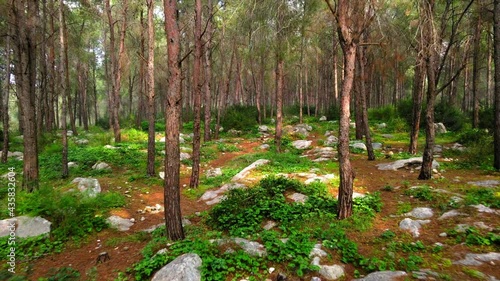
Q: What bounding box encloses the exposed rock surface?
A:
[0,216,51,238]
[453,252,500,266]
[205,168,223,178]
[72,177,102,197]
[292,140,312,150]
[354,271,408,281]
[106,215,134,231]
[92,162,111,170]
[467,180,500,188]
[376,157,439,171]
[151,253,202,281]
[399,218,430,237]
[231,159,270,182]
[404,207,434,219]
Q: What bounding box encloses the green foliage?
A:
[13,186,125,241]
[456,128,491,146]
[122,129,148,142]
[396,99,415,126]
[404,186,434,201]
[451,129,494,170]
[448,227,500,247]
[221,105,258,131]
[464,188,500,208]
[207,176,336,236]
[368,105,398,122]
[95,117,110,130]
[478,107,494,131]
[0,270,29,281]
[140,120,166,132]
[216,142,240,152]
[325,105,340,121]
[261,230,319,276]
[0,235,64,261]
[42,267,81,281]
[434,101,467,132]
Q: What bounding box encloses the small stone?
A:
[439,232,447,237]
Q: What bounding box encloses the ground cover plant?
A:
[0,114,498,281]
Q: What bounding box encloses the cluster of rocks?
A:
[151,240,347,281]
[398,207,433,237]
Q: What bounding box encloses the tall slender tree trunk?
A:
[163,0,185,241]
[419,0,437,180]
[275,59,284,152]
[298,0,307,124]
[409,58,426,154]
[357,44,375,160]
[493,0,500,170]
[146,0,156,177]
[13,0,40,191]
[59,0,69,178]
[337,42,356,219]
[203,0,213,142]
[215,44,235,139]
[472,10,482,128]
[106,0,127,143]
[2,23,11,163]
[190,0,203,189]
[38,0,48,136]
[325,0,375,219]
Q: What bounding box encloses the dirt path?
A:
[26,140,499,280]
[28,139,261,281]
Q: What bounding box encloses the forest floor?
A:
[10,130,500,281]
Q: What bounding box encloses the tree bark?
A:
[472,9,482,128]
[337,42,356,219]
[409,59,425,155]
[2,22,11,164]
[418,0,437,180]
[59,0,69,178]
[190,0,203,189]
[274,2,285,153]
[494,0,500,170]
[146,0,156,177]
[105,0,127,143]
[357,44,375,160]
[163,0,185,241]
[13,0,40,191]
[203,0,213,142]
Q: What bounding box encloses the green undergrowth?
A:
[132,176,385,280]
[0,186,126,261]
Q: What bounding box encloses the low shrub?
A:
[221,105,258,131]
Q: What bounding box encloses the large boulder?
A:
[350,142,367,151]
[205,168,223,178]
[399,218,430,237]
[258,125,270,133]
[292,140,312,150]
[324,135,338,146]
[231,159,270,182]
[92,162,111,171]
[404,207,434,219]
[106,215,134,231]
[72,177,102,197]
[376,157,439,171]
[434,122,447,134]
[0,216,51,238]
[151,253,202,281]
